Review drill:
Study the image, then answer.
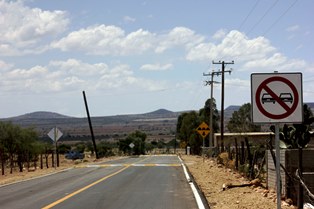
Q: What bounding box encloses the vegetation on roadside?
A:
[0,122,52,175]
[176,98,220,155]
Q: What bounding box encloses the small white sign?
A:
[129,143,135,148]
[48,127,63,141]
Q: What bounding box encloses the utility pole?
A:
[203,70,220,147]
[82,91,99,159]
[212,60,234,152]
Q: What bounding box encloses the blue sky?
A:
[0,0,313,118]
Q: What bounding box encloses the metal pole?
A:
[54,127,57,169]
[275,123,281,209]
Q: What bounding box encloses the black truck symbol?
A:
[261,93,293,104]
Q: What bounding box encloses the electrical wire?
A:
[246,0,280,36]
[238,0,260,31]
[261,0,299,36]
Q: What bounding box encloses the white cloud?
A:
[243,53,286,69]
[286,25,300,32]
[0,58,168,94]
[212,29,227,40]
[51,25,155,55]
[140,63,173,71]
[123,16,136,23]
[155,27,204,53]
[52,25,204,55]
[187,30,275,62]
[0,0,69,56]
[0,60,14,71]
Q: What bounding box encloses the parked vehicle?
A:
[65,151,85,160]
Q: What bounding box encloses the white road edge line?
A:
[178,156,205,209]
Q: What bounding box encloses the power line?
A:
[246,0,280,35]
[234,0,299,62]
[261,0,299,36]
[238,0,260,31]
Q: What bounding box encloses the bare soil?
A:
[182,155,295,209]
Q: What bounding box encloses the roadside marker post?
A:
[48,127,63,168]
[251,72,303,209]
[196,122,210,160]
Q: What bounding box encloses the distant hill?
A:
[145,109,174,115]
[0,109,182,142]
[225,105,241,112]
[8,111,71,120]
[224,105,240,118]
[306,102,314,109]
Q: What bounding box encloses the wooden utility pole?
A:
[203,70,220,147]
[212,60,234,152]
[82,91,99,159]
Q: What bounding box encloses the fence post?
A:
[240,141,245,165]
[235,138,238,170]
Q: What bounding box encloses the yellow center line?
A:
[42,157,149,209]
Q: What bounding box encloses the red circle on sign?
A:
[255,76,299,120]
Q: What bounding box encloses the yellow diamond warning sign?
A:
[196,122,210,138]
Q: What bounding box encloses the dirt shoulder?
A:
[181,155,295,209]
[0,156,120,186]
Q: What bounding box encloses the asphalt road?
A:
[0,155,199,209]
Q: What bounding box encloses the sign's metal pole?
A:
[54,127,57,170]
[275,123,281,209]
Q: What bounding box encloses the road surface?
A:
[0,155,200,209]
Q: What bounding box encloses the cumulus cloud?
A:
[186,30,275,62]
[51,25,204,55]
[0,58,168,94]
[155,27,204,53]
[140,63,173,71]
[0,0,69,56]
[212,29,227,40]
[51,25,155,55]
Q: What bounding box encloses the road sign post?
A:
[251,72,303,209]
[196,122,210,159]
[48,127,63,168]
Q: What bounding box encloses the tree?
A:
[16,128,38,172]
[58,144,71,154]
[176,111,203,154]
[271,104,314,148]
[119,130,147,155]
[227,103,261,133]
[199,98,220,146]
[4,123,20,174]
[0,122,40,174]
[177,111,199,143]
